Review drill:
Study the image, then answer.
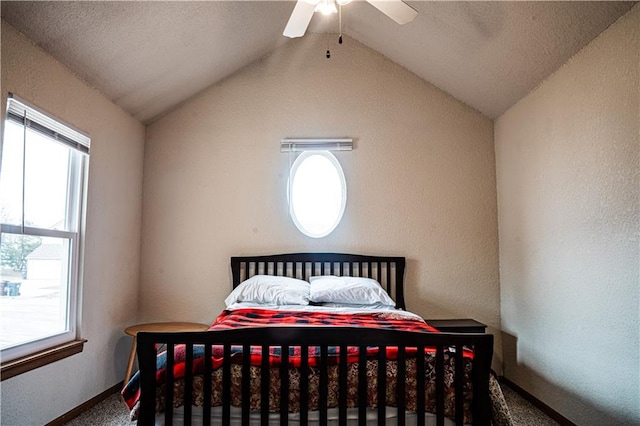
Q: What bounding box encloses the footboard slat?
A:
[203,343,212,426]
[222,343,231,425]
[241,343,250,425]
[416,344,426,426]
[397,345,406,426]
[135,327,493,426]
[300,344,310,425]
[358,345,367,425]
[377,344,386,425]
[184,343,193,426]
[165,342,174,426]
[455,345,464,426]
[338,344,348,425]
[319,345,329,424]
[436,344,445,426]
[280,345,289,426]
[260,344,269,426]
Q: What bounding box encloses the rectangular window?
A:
[0,94,89,363]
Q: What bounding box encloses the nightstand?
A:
[424,319,487,333]
[123,322,210,386]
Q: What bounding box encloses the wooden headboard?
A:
[230,253,406,310]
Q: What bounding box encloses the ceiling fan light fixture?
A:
[316,0,338,15]
[283,0,416,39]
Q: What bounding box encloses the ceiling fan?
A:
[283,0,418,38]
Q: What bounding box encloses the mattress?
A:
[125,305,476,424]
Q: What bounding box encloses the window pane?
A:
[24,128,77,231]
[0,121,25,225]
[290,151,346,238]
[0,234,71,350]
[0,124,81,231]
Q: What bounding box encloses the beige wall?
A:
[495,5,639,425]
[141,35,500,358]
[2,3,638,423]
[1,22,145,424]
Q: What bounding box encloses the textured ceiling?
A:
[1,1,635,123]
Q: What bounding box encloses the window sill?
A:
[1,339,87,381]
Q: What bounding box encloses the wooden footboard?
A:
[136,327,493,426]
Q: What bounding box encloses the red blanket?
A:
[211,308,438,333]
[207,308,442,367]
[123,308,448,410]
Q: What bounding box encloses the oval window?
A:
[289,151,347,238]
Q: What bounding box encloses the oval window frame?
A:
[288,150,347,238]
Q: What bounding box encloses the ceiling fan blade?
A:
[283,1,317,38]
[366,0,417,25]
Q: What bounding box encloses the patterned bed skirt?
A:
[130,355,513,425]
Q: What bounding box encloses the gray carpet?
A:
[64,383,558,425]
[501,385,559,425]
[64,394,132,426]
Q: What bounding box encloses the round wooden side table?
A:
[123,322,210,386]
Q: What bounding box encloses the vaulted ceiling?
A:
[1,1,635,123]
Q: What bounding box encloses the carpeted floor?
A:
[64,382,558,425]
[500,384,559,425]
[64,393,131,426]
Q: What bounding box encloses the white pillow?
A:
[224,275,310,307]
[309,276,395,306]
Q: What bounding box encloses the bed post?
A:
[136,332,159,426]
[395,257,406,310]
[231,257,242,288]
[471,333,494,425]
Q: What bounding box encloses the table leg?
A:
[124,335,137,387]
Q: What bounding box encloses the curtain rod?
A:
[280,138,353,152]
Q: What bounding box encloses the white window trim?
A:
[288,150,347,238]
[0,94,89,365]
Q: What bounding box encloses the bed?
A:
[123,253,500,425]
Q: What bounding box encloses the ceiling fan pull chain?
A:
[339,5,343,44]
[326,14,331,58]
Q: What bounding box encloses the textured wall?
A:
[1,22,145,424]
[495,5,639,425]
[141,35,500,361]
